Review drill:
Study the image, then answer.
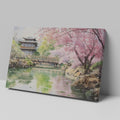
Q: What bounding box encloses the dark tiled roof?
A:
[19,41,37,45]
[23,37,36,41]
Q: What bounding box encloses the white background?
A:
[0,0,120,120]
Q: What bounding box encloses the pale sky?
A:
[14,27,39,41]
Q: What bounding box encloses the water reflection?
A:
[35,72,52,93]
[7,67,92,100]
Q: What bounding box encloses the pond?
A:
[6,67,92,100]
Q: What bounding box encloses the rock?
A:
[93,88,100,97]
[65,66,85,80]
[87,76,100,89]
[73,66,85,75]
[72,75,100,90]
[73,71,81,78]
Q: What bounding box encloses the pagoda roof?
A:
[23,37,36,41]
[19,41,37,45]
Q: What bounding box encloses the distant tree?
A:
[37,37,55,56]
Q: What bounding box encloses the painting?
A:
[6,27,106,102]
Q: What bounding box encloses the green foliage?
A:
[91,61,103,70]
[6,80,16,88]
[37,39,55,56]
[85,90,92,99]
[10,40,25,58]
[25,58,33,66]
[33,51,40,56]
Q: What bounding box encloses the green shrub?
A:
[91,61,103,70]
[6,80,16,88]
[25,58,33,66]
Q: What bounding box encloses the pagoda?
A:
[19,37,37,55]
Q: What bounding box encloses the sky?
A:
[14,27,39,41]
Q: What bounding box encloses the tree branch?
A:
[92,29,104,49]
[74,47,84,65]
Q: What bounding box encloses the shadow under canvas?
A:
[9,88,99,103]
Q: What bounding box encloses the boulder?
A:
[72,75,100,90]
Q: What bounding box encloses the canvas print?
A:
[6,27,106,102]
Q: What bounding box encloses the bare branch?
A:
[92,29,104,49]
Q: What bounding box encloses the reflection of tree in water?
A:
[6,80,16,88]
[51,76,74,97]
[7,68,94,101]
[18,74,33,84]
[71,87,97,101]
[35,72,52,93]
[7,68,33,87]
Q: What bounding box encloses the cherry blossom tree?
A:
[35,28,105,74]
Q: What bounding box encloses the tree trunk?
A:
[74,47,84,65]
[84,55,95,74]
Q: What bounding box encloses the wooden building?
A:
[19,38,37,55]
